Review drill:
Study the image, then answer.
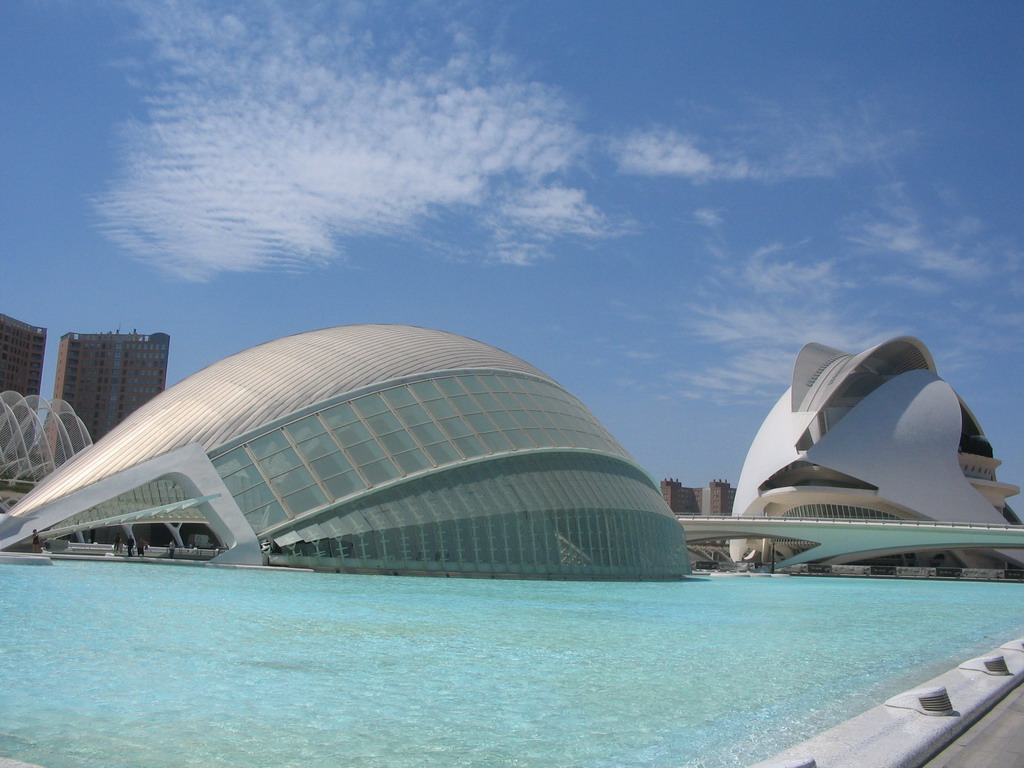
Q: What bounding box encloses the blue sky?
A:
[3,0,1023,487]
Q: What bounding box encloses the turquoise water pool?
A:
[2,561,1023,768]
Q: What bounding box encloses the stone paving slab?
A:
[922,680,1024,767]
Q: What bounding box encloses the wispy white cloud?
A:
[848,187,989,280]
[670,303,887,402]
[614,105,901,183]
[612,129,745,181]
[740,241,850,296]
[96,1,603,279]
[664,238,889,402]
[694,207,723,228]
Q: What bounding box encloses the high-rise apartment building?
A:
[660,478,701,516]
[0,313,46,396]
[53,330,170,441]
[704,479,736,517]
[660,478,735,516]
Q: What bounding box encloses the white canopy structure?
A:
[0,392,91,512]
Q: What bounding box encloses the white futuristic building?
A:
[1,392,92,512]
[732,337,1021,567]
[0,325,689,579]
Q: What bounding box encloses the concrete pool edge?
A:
[749,634,1024,768]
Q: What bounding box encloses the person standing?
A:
[31,530,41,553]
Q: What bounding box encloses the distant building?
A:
[0,313,46,396]
[661,478,734,516]
[661,479,700,516]
[53,330,170,441]
[705,479,736,517]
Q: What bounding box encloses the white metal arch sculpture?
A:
[0,392,92,485]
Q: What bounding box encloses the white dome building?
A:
[0,325,688,579]
[732,337,1020,567]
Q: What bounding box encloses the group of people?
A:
[30,530,184,557]
[112,534,148,557]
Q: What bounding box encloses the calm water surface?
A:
[2,561,1023,768]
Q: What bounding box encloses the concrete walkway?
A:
[922,679,1024,767]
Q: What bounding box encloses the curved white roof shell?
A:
[11,325,550,518]
[733,335,1020,564]
[791,336,935,413]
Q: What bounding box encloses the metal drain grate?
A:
[887,685,955,716]
[961,653,1013,676]
[917,687,954,713]
[984,656,1011,675]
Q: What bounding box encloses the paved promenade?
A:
[921,679,1024,767]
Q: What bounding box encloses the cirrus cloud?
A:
[96,1,603,279]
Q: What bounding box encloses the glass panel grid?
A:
[285,416,326,443]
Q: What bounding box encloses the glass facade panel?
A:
[334,421,372,445]
[222,463,265,495]
[396,403,431,427]
[423,397,457,420]
[362,459,399,485]
[439,417,471,439]
[466,413,497,434]
[272,453,686,579]
[409,380,441,401]
[494,391,521,410]
[271,466,317,496]
[297,433,340,462]
[395,448,430,474]
[285,416,326,443]
[258,447,303,477]
[236,483,277,515]
[526,428,552,447]
[449,394,481,415]
[310,452,353,480]
[249,431,291,459]
[488,410,517,430]
[282,485,328,516]
[245,501,288,531]
[321,403,358,429]
[382,387,417,408]
[453,435,486,458]
[213,448,250,476]
[348,439,386,465]
[424,441,460,465]
[410,422,445,445]
[353,394,389,418]
[366,410,402,436]
[481,431,513,453]
[473,391,501,415]
[380,430,417,454]
[436,378,464,397]
[503,428,535,450]
[219,372,646,549]
[511,410,538,428]
[324,471,366,499]
[457,376,484,394]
